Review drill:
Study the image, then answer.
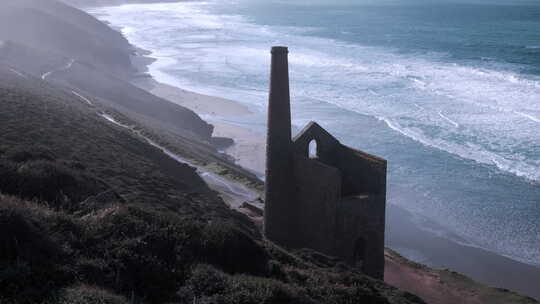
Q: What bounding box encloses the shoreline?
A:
[130,52,267,177]
[96,7,540,300]
[386,204,540,300]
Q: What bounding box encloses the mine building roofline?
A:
[293,121,338,144]
[345,145,387,165]
[293,121,387,165]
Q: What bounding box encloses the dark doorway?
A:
[353,237,366,269]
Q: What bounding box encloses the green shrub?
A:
[200,221,269,275]
[16,160,91,207]
[0,158,104,210]
[0,196,59,263]
[0,195,70,302]
[75,258,109,286]
[0,159,19,195]
[79,208,271,302]
[6,146,56,163]
[83,207,203,302]
[46,285,128,304]
[178,264,313,304]
[182,264,230,297]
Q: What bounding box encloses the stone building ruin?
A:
[263,46,387,279]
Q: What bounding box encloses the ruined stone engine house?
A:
[264,46,387,280]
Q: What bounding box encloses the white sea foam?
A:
[438,110,459,128]
[514,111,540,123]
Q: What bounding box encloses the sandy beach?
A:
[135,77,267,176]
[149,81,252,117]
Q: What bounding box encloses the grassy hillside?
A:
[0,67,425,304]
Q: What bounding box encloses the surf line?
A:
[438,110,459,128]
[514,111,540,123]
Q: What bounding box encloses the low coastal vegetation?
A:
[1,192,423,304]
[0,70,423,304]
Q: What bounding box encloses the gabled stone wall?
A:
[293,154,341,254]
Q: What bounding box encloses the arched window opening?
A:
[354,237,366,269]
[308,139,318,159]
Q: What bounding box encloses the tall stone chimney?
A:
[264,46,295,246]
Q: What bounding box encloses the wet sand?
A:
[386,205,540,301]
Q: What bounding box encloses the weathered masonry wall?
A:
[336,195,386,279]
[264,46,295,247]
[293,154,340,254]
[336,147,387,197]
